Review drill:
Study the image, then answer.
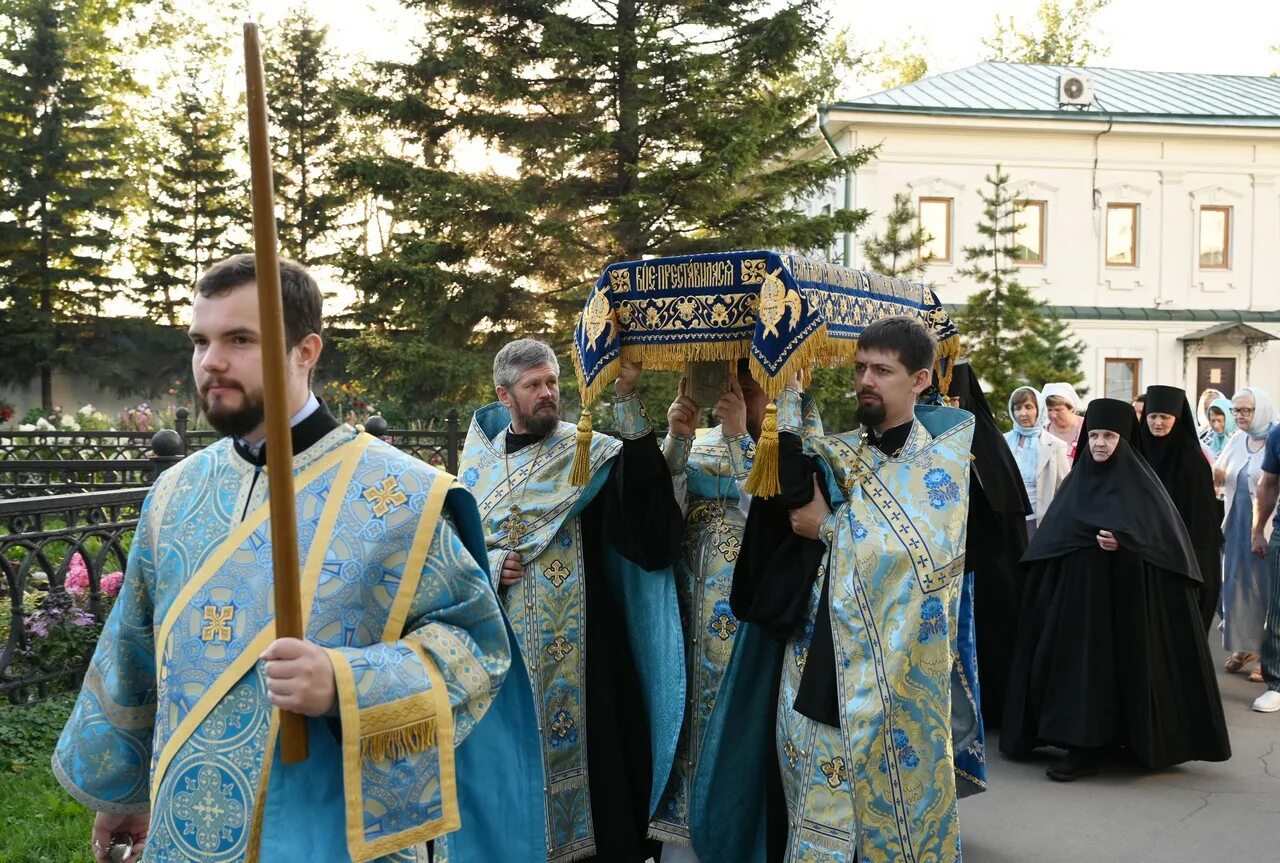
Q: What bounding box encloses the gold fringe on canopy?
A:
[361,718,437,763]
[743,402,780,498]
[569,408,594,486]
[570,310,963,499]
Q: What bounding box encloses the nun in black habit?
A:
[1000,398,1230,781]
[1136,384,1224,633]
[946,362,1031,727]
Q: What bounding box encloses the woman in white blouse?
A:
[1215,387,1277,679]
[1004,386,1072,540]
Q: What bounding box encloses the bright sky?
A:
[832,0,1280,89]
[279,0,1280,95]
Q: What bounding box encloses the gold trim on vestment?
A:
[153,436,370,677]
[382,471,454,642]
[149,434,374,810]
[327,468,459,861]
[245,711,281,863]
[327,639,460,862]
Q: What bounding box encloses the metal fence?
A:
[1,488,147,703]
[1,409,459,496]
[0,407,647,701]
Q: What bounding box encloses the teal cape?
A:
[439,484,547,862]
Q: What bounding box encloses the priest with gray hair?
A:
[441,337,686,863]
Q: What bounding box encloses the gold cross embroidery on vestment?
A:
[364,476,408,517]
[201,605,235,642]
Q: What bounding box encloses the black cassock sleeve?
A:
[731,431,841,726]
[731,430,827,635]
[599,430,683,571]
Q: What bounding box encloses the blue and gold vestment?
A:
[698,397,975,863]
[651,399,823,849]
[446,394,684,863]
[53,425,516,863]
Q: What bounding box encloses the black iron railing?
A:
[363,411,462,474]
[0,488,149,703]
[0,407,658,700]
[1,429,185,498]
[0,408,217,462]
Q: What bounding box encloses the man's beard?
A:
[199,380,266,437]
[514,397,560,438]
[855,393,887,428]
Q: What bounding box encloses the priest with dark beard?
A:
[444,338,684,863]
[1001,397,1230,781]
[1137,385,1224,632]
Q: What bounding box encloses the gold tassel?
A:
[361,718,436,762]
[569,407,593,486]
[743,401,780,499]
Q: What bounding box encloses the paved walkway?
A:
[961,644,1280,862]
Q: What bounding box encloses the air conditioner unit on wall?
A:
[1058,74,1094,107]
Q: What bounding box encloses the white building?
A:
[809,61,1280,407]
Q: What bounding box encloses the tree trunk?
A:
[612,0,642,259]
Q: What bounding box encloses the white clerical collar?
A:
[237,393,321,458]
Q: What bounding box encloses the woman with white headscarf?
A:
[1042,382,1083,461]
[1005,386,1072,540]
[1216,387,1278,678]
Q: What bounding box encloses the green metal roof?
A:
[941,304,1280,323]
[1178,322,1279,342]
[829,62,1280,128]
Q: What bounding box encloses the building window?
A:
[1104,358,1141,401]
[918,197,952,263]
[1105,203,1139,267]
[1012,200,1046,264]
[1198,205,1231,269]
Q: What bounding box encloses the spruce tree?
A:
[132,62,245,326]
[266,8,347,265]
[340,0,873,411]
[0,0,136,409]
[862,192,927,280]
[954,166,1084,425]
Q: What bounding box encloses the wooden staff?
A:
[243,22,308,764]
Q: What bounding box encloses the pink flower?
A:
[65,553,90,596]
[100,571,124,597]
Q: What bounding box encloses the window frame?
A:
[917,196,953,264]
[1104,357,1141,402]
[1198,204,1231,270]
[1011,199,1047,265]
[1105,202,1140,268]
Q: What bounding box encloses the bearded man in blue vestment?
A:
[54,255,531,863]
[447,338,685,863]
[698,316,975,863]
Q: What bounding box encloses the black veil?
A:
[1024,397,1200,580]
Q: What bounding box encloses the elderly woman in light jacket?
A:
[1214,386,1277,679]
[1004,386,1072,540]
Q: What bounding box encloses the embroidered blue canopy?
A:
[572,250,960,405]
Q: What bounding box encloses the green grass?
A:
[0,696,94,863]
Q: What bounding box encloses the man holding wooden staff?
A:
[53,254,518,863]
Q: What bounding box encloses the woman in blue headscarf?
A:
[1004,386,1072,541]
[1199,397,1236,459]
[1216,387,1277,678]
